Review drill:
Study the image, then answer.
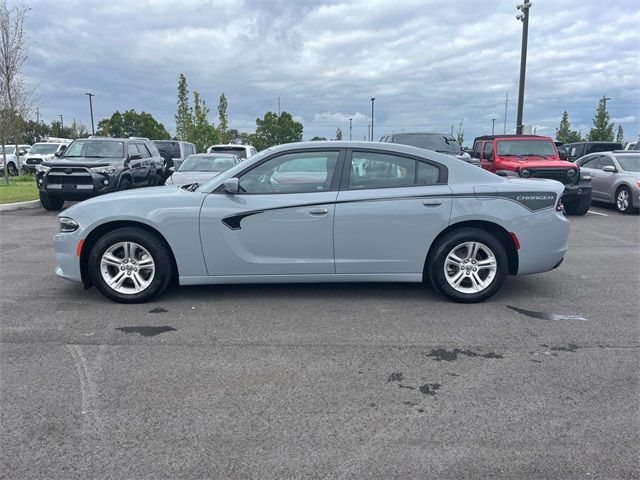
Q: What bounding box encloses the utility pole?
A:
[515,1,532,135]
[491,118,496,135]
[451,125,454,136]
[370,98,375,141]
[85,93,95,135]
[503,93,509,134]
[59,115,64,132]
[349,117,352,140]
[36,107,40,124]
[278,96,281,116]
[602,94,611,111]
[367,124,371,141]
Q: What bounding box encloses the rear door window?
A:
[482,142,494,160]
[348,151,442,190]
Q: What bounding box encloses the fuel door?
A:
[474,185,498,199]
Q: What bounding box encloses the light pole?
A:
[370,98,375,141]
[85,93,95,135]
[491,118,496,135]
[515,1,531,135]
[349,117,352,141]
[59,115,64,133]
[367,124,371,141]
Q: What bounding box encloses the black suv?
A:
[563,141,622,162]
[36,137,164,211]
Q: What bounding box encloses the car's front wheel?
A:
[563,193,591,216]
[39,191,64,211]
[428,228,508,303]
[88,227,173,303]
[615,186,634,214]
[7,162,18,176]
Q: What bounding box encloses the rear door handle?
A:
[308,207,328,215]
[422,199,442,206]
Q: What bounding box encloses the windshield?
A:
[154,141,181,158]
[496,140,556,157]
[2,146,16,154]
[209,146,247,158]
[63,140,124,159]
[392,134,461,154]
[178,155,236,172]
[29,144,60,155]
[616,155,640,172]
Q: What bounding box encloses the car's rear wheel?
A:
[7,162,18,176]
[39,191,64,211]
[615,186,634,214]
[88,227,173,303]
[428,228,508,303]
[563,192,591,216]
[152,173,163,186]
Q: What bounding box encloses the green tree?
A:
[190,91,218,152]
[22,119,50,144]
[252,111,303,151]
[49,118,88,139]
[335,128,342,140]
[311,136,327,141]
[555,111,582,143]
[615,125,624,143]
[96,110,170,139]
[587,95,615,141]
[175,73,192,141]
[217,93,229,144]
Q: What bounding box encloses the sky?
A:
[18,0,640,145]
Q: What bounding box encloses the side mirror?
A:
[168,166,175,173]
[558,150,568,160]
[54,151,62,157]
[129,153,142,160]
[602,165,617,173]
[223,178,240,194]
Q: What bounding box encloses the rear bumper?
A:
[517,210,570,275]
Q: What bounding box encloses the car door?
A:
[135,143,153,184]
[480,141,495,172]
[199,149,343,276]
[577,155,600,198]
[126,143,145,185]
[594,155,617,201]
[333,149,453,274]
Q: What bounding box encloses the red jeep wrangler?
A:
[472,135,592,215]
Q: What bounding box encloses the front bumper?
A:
[54,230,83,283]
[37,168,120,199]
[562,181,591,201]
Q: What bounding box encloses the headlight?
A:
[567,169,577,177]
[59,217,79,232]
[36,164,50,173]
[90,165,116,174]
[520,169,531,178]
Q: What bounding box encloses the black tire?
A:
[7,162,18,176]
[615,185,634,214]
[152,173,163,186]
[88,227,174,303]
[118,177,132,191]
[427,227,508,303]
[563,192,591,216]
[39,191,64,211]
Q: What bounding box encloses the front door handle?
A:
[308,207,328,215]
[422,199,442,206]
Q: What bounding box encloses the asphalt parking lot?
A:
[1,203,638,479]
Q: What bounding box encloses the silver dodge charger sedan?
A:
[54,141,570,304]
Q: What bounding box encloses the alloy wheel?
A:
[617,189,630,212]
[100,241,155,294]
[444,241,497,294]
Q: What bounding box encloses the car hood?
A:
[42,158,119,168]
[497,158,577,169]
[166,171,222,186]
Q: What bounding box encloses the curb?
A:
[0,199,40,212]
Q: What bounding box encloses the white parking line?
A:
[587,210,609,216]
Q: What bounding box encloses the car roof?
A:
[473,135,551,141]
[564,141,622,145]
[209,144,252,148]
[188,152,238,158]
[384,132,452,137]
